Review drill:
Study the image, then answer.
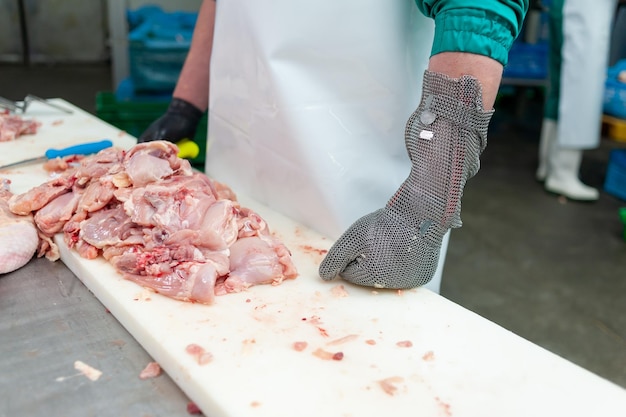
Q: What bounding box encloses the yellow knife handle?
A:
[176,139,200,160]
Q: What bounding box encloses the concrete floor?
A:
[1,63,625,388]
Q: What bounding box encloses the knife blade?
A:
[0,139,114,170]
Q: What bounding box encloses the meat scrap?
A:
[378,376,404,396]
[292,341,308,351]
[435,396,452,416]
[0,113,41,141]
[8,141,298,303]
[422,350,435,361]
[42,154,85,173]
[186,343,213,365]
[330,284,349,297]
[312,347,344,361]
[139,361,162,379]
[42,157,71,172]
[74,360,102,381]
[326,334,358,346]
[186,402,203,415]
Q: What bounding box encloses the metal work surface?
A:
[0,257,192,417]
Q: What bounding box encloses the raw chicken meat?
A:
[8,141,298,303]
[0,178,39,273]
[0,113,41,142]
[139,362,162,379]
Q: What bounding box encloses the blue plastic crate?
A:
[127,4,164,31]
[503,41,549,80]
[604,149,626,201]
[604,60,626,119]
[128,9,198,92]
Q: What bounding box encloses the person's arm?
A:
[420,0,529,109]
[139,0,216,143]
[319,1,529,289]
[172,0,216,112]
[428,52,503,110]
[417,0,528,67]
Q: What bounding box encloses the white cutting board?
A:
[4,100,626,417]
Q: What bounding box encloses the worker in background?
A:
[140,0,529,290]
[536,0,618,201]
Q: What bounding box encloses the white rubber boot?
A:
[545,147,599,201]
[536,118,557,181]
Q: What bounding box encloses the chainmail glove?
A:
[138,97,203,143]
[319,70,494,289]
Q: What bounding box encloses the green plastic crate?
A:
[95,92,207,169]
[619,207,626,241]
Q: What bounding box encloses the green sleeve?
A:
[415,0,529,65]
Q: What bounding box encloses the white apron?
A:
[205,0,449,292]
[558,0,617,148]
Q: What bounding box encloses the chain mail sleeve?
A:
[319,70,493,289]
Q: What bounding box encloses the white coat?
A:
[558,0,617,148]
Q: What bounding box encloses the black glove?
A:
[138,97,203,143]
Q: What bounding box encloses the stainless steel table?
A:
[0,257,195,417]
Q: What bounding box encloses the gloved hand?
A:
[138,97,203,143]
[319,70,494,289]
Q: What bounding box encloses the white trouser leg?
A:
[536,118,557,181]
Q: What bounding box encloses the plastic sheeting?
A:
[206,0,449,292]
